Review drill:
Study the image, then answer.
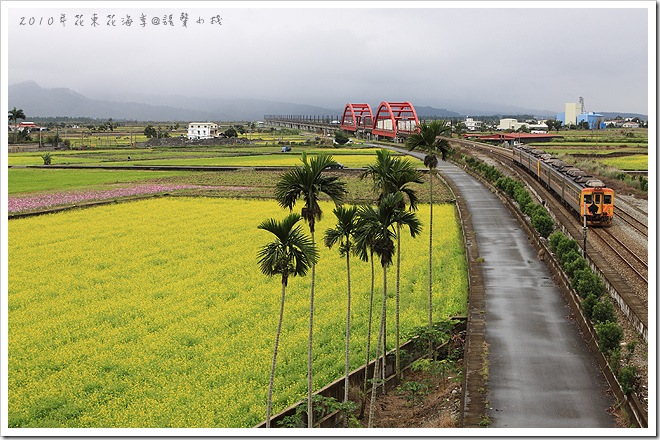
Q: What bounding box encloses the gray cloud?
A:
[6,3,651,114]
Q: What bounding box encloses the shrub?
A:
[406,319,456,357]
[595,321,623,353]
[548,230,567,253]
[556,238,579,263]
[618,365,638,394]
[564,255,589,281]
[531,210,554,238]
[582,294,598,320]
[513,186,533,212]
[397,381,430,414]
[592,298,617,324]
[572,268,605,299]
[524,203,545,218]
[560,248,581,269]
[41,153,52,165]
[495,177,519,197]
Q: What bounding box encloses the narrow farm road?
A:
[392,146,617,428]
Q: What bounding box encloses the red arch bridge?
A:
[264,101,420,141]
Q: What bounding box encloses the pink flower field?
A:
[8,184,209,213]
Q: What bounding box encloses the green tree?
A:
[545,119,562,132]
[334,130,350,145]
[324,205,359,426]
[453,122,467,137]
[8,107,26,144]
[405,120,452,330]
[144,125,157,138]
[357,193,422,428]
[224,126,238,138]
[274,152,347,428]
[361,149,423,379]
[257,213,318,428]
[106,118,117,131]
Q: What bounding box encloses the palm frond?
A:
[257,213,318,285]
[274,153,347,229]
[405,120,452,165]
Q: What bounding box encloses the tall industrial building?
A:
[556,102,582,126]
[555,100,604,129]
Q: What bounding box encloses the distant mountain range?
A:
[8,81,647,122]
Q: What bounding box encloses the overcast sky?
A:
[3,1,654,114]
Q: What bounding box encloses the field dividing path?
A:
[392,146,616,428]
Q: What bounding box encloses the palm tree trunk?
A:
[428,169,434,329]
[308,231,315,428]
[427,169,434,358]
[343,251,351,427]
[381,278,387,394]
[266,282,287,428]
[395,223,402,380]
[368,265,388,428]
[359,250,375,419]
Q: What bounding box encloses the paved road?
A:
[395,147,617,428]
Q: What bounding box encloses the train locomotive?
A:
[512,145,614,226]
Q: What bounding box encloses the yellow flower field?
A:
[8,197,467,428]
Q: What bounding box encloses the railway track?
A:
[593,227,648,285]
[452,139,648,341]
[616,208,649,237]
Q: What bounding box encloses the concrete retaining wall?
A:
[254,319,466,428]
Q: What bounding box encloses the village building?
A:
[464,117,483,131]
[621,120,640,128]
[187,122,219,140]
[497,118,528,131]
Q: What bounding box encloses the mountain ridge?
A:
[8,81,647,122]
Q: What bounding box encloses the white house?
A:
[464,117,483,131]
[187,122,219,140]
[621,121,640,128]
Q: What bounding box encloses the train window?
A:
[595,194,601,204]
[584,194,593,204]
[604,195,612,204]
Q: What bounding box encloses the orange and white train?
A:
[512,145,614,226]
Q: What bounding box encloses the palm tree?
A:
[8,107,26,144]
[357,193,421,428]
[362,149,423,379]
[353,211,379,419]
[257,213,318,428]
[405,121,452,330]
[274,152,347,428]
[323,205,359,427]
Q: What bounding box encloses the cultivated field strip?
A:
[8,197,468,428]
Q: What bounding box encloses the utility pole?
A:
[582,202,587,258]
